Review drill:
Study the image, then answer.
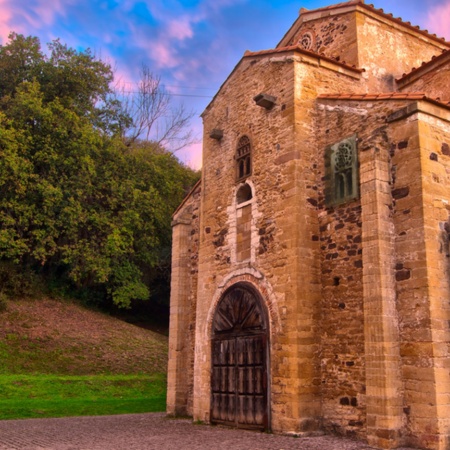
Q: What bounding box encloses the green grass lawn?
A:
[0,298,170,420]
[0,373,166,420]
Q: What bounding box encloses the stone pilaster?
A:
[360,147,404,448]
[167,217,193,416]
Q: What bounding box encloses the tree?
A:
[116,66,196,151]
[0,33,43,98]
[0,34,199,308]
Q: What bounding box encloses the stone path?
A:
[0,413,418,450]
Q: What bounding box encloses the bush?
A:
[0,262,42,299]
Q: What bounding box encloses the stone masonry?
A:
[168,1,450,449]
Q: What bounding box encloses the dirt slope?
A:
[0,298,168,375]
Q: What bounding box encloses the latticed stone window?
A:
[299,32,313,50]
[236,135,251,182]
[325,135,359,206]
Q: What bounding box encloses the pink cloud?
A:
[177,140,203,170]
[426,1,450,40]
[201,0,246,14]
[167,17,194,40]
[31,0,68,26]
[148,41,179,69]
[0,0,71,43]
[0,0,14,42]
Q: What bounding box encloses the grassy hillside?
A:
[0,298,167,375]
[0,297,169,419]
[0,297,168,375]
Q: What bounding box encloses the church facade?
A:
[167,1,450,449]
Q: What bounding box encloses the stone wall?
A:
[283,10,359,68]
[278,5,448,93]
[192,44,367,431]
[397,52,450,102]
[355,10,447,91]
[168,3,450,448]
[317,97,450,449]
[167,182,201,416]
[388,103,450,449]
[317,198,365,438]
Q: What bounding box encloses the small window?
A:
[236,136,251,182]
[236,183,253,204]
[325,136,359,206]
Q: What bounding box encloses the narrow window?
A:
[236,136,251,182]
[337,173,345,199]
[239,160,245,179]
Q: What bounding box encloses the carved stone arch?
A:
[210,282,269,430]
[208,268,281,336]
[212,283,268,335]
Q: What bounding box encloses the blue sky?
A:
[0,0,449,168]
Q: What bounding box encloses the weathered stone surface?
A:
[168,2,450,450]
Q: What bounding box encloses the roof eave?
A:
[201,45,364,117]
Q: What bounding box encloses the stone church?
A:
[167,1,450,448]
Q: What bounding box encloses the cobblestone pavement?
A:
[0,413,418,450]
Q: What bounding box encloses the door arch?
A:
[210,283,269,430]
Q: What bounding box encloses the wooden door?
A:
[211,285,268,430]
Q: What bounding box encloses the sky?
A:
[0,0,449,169]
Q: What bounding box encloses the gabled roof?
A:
[202,44,364,116]
[396,49,450,86]
[278,0,450,49]
[359,3,449,44]
[244,45,365,73]
[172,178,201,219]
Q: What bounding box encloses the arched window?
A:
[236,136,251,182]
[236,183,253,204]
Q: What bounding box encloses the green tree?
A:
[0,33,199,308]
[0,33,43,98]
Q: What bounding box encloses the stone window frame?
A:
[234,181,254,264]
[235,135,252,182]
[325,135,359,206]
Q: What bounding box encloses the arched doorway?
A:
[210,284,269,430]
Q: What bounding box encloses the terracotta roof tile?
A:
[396,49,450,82]
[318,92,426,100]
[301,1,450,46]
[317,92,450,109]
[361,4,449,43]
[304,0,362,14]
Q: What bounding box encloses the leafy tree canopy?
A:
[0,33,199,308]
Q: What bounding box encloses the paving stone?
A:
[0,413,418,450]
